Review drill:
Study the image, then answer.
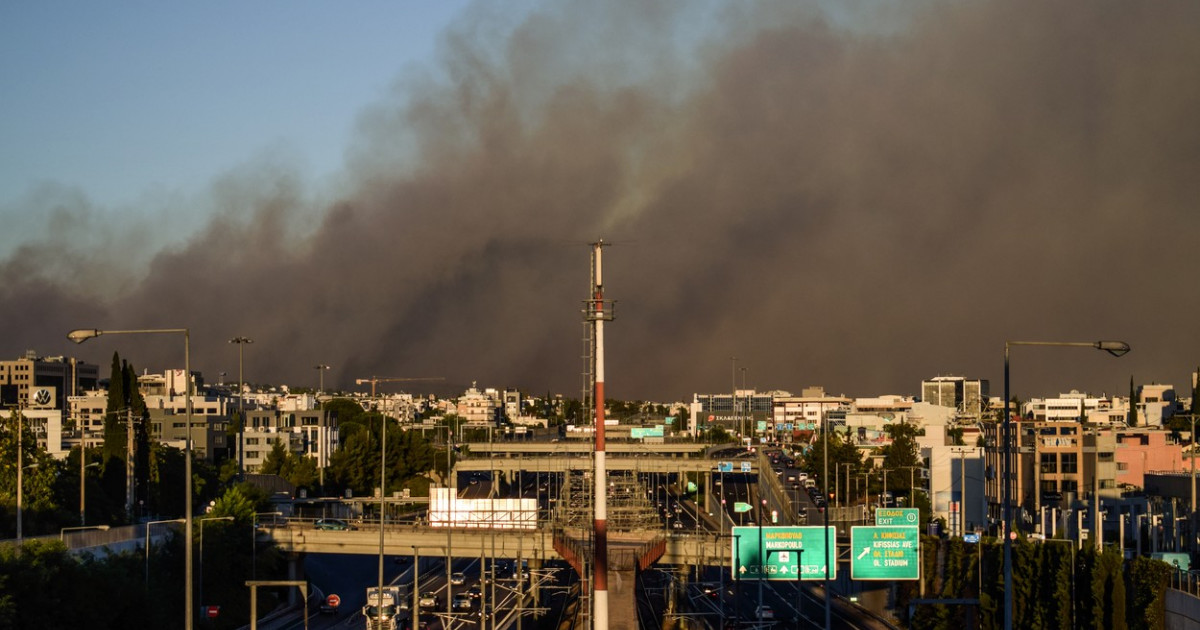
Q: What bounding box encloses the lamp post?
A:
[822,413,831,629]
[69,327,194,630]
[60,524,109,541]
[1042,538,1076,630]
[198,516,234,618]
[145,518,186,587]
[229,337,253,476]
[251,512,282,580]
[314,364,330,394]
[1001,340,1129,630]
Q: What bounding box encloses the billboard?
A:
[428,487,538,530]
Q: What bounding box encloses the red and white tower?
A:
[587,240,613,630]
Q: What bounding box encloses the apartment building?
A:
[922,375,989,417]
[242,409,338,473]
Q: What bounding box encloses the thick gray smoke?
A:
[4,0,1200,402]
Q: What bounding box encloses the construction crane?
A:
[354,376,444,398]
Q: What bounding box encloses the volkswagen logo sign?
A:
[32,388,52,406]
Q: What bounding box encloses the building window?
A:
[1061,453,1078,474]
[1040,453,1058,474]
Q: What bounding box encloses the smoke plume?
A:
[4,0,1199,402]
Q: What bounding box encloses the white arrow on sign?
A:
[857,547,871,560]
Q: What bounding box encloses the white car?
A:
[450,572,466,585]
[755,605,775,620]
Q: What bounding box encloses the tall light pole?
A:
[1001,340,1129,630]
[354,374,442,630]
[144,517,186,588]
[69,327,194,630]
[198,515,233,616]
[314,364,330,394]
[822,411,831,629]
[229,337,253,476]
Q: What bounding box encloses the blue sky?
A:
[1,1,471,212]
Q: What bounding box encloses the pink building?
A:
[1114,428,1183,490]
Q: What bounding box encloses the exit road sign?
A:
[731,526,837,581]
[874,507,919,526]
[851,526,921,580]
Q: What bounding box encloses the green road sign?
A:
[874,507,920,526]
[733,502,752,513]
[850,526,921,580]
[731,526,836,581]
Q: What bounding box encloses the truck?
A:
[364,586,403,630]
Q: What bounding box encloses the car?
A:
[755,605,775,620]
[450,572,466,585]
[418,592,440,608]
[672,521,684,529]
[466,584,482,599]
[452,593,472,610]
[702,585,719,599]
[313,518,355,531]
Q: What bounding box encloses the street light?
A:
[145,518,186,587]
[251,512,283,580]
[60,524,109,541]
[1001,339,1130,630]
[69,327,194,630]
[198,516,234,618]
[314,364,330,394]
[229,337,253,476]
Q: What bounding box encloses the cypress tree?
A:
[103,353,126,463]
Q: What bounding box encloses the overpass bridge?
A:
[260,522,728,567]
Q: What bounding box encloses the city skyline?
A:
[2,1,1198,401]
